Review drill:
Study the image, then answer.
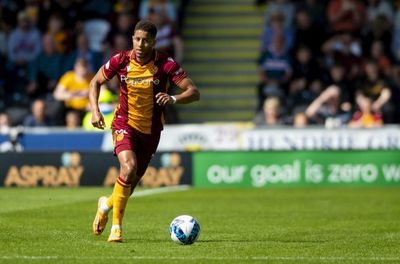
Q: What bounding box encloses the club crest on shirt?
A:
[149,65,158,74]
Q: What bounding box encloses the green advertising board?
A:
[194,151,400,188]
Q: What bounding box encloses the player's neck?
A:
[135,50,154,65]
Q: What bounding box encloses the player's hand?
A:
[91,111,106,130]
[155,92,175,106]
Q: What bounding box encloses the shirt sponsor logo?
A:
[120,75,160,86]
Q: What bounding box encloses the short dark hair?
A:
[134,20,157,39]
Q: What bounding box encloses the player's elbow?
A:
[192,88,200,102]
[89,78,99,90]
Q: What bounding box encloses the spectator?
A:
[27,33,64,99]
[264,0,295,28]
[287,79,322,116]
[37,0,83,31]
[387,66,400,124]
[79,0,113,19]
[293,111,308,128]
[105,12,135,51]
[292,8,325,55]
[365,0,393,25]
[295,0,327,28]
[355,60,392,122]
[322,32,363,81]
[305,85,352,127]
[112,33,131,53]
[113,0,140,15]
[65,110,81,130]
[7,10,41,105]
[148,7,184,62]
[139,0,177,23]
[254,97,285,126]
[0,17,7,58]
[348,95,383,128]
[46,13,71,55]
[362,14,392,61]
[103,12,135,65]
[327,0,366,34]
[7,11,41,67]
[292,45,321,85]
[0,128,23,152]
[23,98,54,127]
[54,58,93,118]
[257,33,292,109]
[323,62,353,106]
[0,51,6,110]
[0,112,11,133]
[286,46,322,113]
[392,5,400,63]
[260,11,294,53]
[369,40,392,77]
[64,33,103,73]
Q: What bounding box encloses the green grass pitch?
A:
[0,187,399,264]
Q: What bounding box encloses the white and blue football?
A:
[169,215,200,245]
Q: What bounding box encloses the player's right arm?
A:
[90,53,121,129]
[89,67,108,130]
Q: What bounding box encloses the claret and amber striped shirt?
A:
[102,50,187,134]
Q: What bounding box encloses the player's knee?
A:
[120,160,136,179]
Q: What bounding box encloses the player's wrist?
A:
[170,95,177,104]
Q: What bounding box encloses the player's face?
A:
[133,30,155,60]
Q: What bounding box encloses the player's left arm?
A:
[156,77,200,106]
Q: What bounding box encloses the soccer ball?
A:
[169,215,200,245]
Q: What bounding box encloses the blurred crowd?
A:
[1,0,399,134]
[255,0,400,128]
[0,0,184,132]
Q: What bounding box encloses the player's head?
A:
[133,20,157,60]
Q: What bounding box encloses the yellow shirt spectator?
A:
[54,58,93,111]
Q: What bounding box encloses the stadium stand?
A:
[177,0,263,122]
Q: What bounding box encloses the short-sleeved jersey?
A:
[58,71,92,110]
[102,50,187,134]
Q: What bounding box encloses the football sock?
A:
[112,176,131,226]
[111,224,122,232]
[105,194,113,211]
